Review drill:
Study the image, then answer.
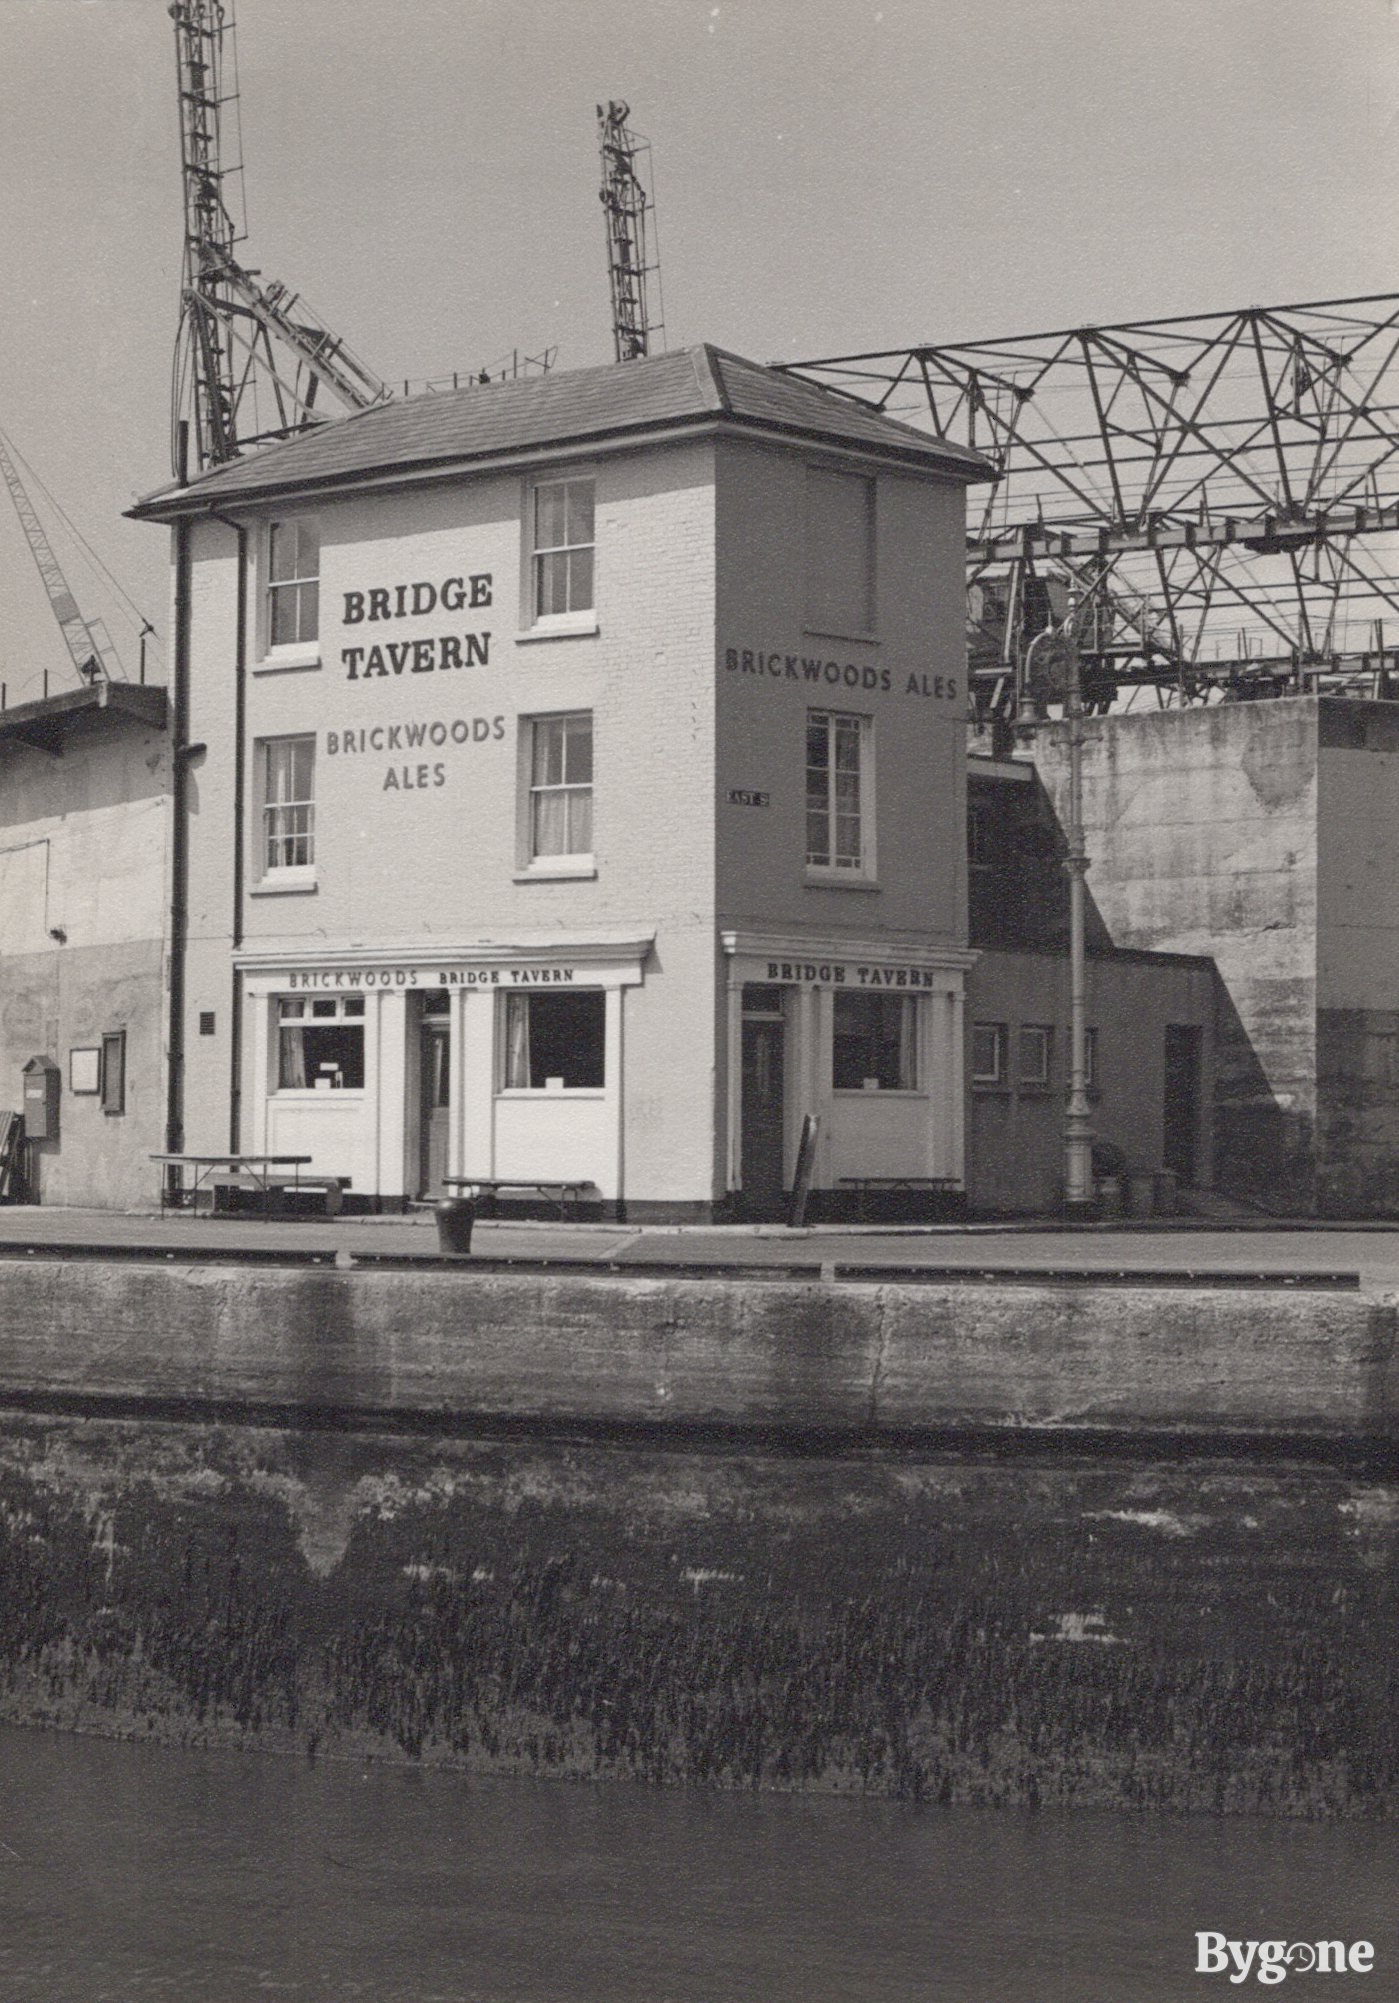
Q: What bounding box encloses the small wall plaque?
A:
[69,1047,100,1095]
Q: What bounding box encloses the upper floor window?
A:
[529,713,593,859]
[805,467,875,637]
[267,520,319,647]
[806,709,872,877]
[532,479,595,619]
[261,736,315,872]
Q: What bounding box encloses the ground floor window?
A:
[971,1020,1006,1085]
[501,990,605,1089]
[277,994,365,1089]
[832,991,918,1091]
[1019,1024,1053,1086]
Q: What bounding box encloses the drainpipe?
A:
[208,509,249,1151]
[166,518,192,1172]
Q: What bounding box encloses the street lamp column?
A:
[1061,585,1095,1212]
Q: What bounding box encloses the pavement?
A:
[1,1204,1397,1289]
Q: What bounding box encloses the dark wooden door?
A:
[1163,1024,1201,1183]
[419,1021,451,1198]
[741,1018,786,1219]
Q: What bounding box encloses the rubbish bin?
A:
[1153,1168,1179,1216]
[434,1196,475,1256]
[1096,1174,1124,1217]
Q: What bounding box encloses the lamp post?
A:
[1018,587,1095,1215]
[1060,585,1095,1213]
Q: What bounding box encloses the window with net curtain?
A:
[806,710,865,871]
[277,995,365,1090]
[261,737,315,870]
[832,991,918,1090]
[502,991,605,1089]
[530,714,593,858]
[267,520,319,646]
[533,480,594,617]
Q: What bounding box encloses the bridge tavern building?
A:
[131,347,988,1218]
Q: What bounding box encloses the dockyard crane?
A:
[169,0,390,477]
[598,101,664,361]
[0,430,123,689]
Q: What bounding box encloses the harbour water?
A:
[0,1724,1395,2003]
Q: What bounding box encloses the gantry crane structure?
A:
[169,0,391,477]
[0,429,122,689]
[598,101,664,362]
[785,292,1399,714]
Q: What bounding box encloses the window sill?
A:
[831,1088,926,1099]
[805,870,880,892]
[513,859,597,882]
[516,614,599,644]
[254,647,322,675]
[803,627,879,647]
[250,873,318,897]
[495,1088,606,1100]
[272,1088,365,1100]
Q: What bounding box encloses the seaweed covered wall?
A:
[0,1415,1393,1815]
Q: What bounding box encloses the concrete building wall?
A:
[1030,701,1320,1210]
[966,946,1215,1214]
[1315,701,1399,1213]
[0,709,168,1207]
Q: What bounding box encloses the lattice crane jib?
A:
[0,432,117,687]
[786,294,1399,707]
[598,101,664,363]
[169,0,390,477]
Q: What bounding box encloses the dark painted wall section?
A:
[0,1416,1393,1815]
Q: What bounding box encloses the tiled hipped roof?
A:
[128,345,990,519]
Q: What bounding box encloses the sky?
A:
[0,0,1396,702]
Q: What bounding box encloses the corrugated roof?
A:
[129,344,991,519]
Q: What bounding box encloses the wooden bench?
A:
[442,1176,592,1221]
[837,1175,958,1221]
[207,1173,345,1218]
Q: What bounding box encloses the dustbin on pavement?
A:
[1153,1168,1179,1215]
[434,1196,475,1256]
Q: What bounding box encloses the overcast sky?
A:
[0,0,1396,701]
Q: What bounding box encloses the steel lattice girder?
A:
[784,294,1399,694]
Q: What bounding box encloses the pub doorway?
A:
[739,983,786,1220]
[417,990,451,1198]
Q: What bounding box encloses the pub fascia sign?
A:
[283,965,581,990]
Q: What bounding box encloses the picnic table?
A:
[442,1175,591,1221]
[150,1153,338,1217]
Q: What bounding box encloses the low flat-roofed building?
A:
[131,346,989,1218]
[0,681,169,1207]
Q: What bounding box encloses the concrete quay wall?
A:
[0,1262,1395,1816]
[0,1259,1394,1441]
